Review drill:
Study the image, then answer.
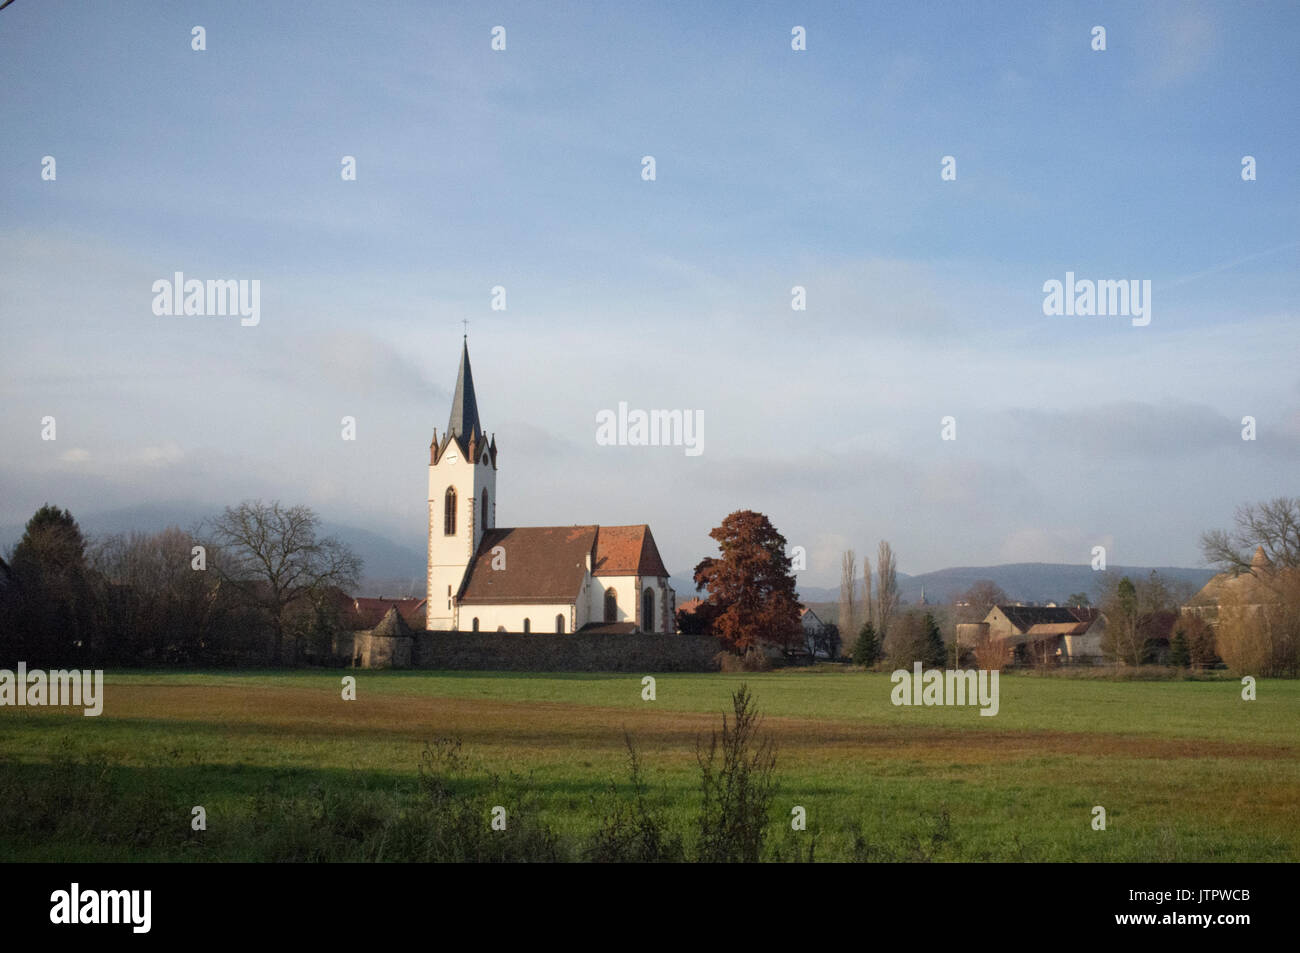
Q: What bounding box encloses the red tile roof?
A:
[347,597,426,630]
[593,525,670,578]
[457,524,671,605]
[459,526,597,604]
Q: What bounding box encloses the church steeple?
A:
[446,338,484,452]
[427,337,498,632]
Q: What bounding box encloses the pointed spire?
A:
[446,337,484,451]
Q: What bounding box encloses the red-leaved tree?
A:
[693,510,802,653]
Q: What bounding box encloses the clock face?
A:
[445,453,458,464]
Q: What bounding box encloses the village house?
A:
[961,604,1106,664]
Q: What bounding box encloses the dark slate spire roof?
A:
[446,338,484,450]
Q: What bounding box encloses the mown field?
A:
[1,669,1296,862]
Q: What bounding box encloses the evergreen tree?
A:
[1168,629,1191,668]
[923,612,946,668]
[852,621,879,667]
[7,504,92,665]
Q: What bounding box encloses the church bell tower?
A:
[426,338,497,631]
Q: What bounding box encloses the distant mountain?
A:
[786,562,1215,608]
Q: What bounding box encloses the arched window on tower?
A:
[444,487,457,535]
[642,588,655,633]
[604,588,618,624]
[523,618,530,634]
[471,617,479,632]
[555,614,565,633]
[482,488,489,529]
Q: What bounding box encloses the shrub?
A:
[695,683,778,862]
[585,733,684,862]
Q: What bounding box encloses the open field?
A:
[1,669,1297,861]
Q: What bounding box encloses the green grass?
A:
[1,669,1296,861]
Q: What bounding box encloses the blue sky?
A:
[2,0,1298,586]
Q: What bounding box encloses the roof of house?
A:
[368,605,415,639]
[457,524,671,606]
[347,597,426,630]
[1187,548,1296,608]
[992,605,1100,636]
[677,597,704,615]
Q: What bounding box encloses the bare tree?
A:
[203,500,361,663]
[875,540,899,639]
[1202,497,1300,573]
[954,579,1009,626]
[839,549,857,636]
[862,554,873,630]
[89,526,227,662]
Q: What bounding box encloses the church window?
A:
[555,614,564,633]
[482,488,489,528]
[643,588,655,632]
[472,617,479,632]
[604,588,617,623]
[444,487,457,535]
[523,618,530,633]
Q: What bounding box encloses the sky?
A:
[1,0,1298,588]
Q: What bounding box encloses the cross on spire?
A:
[462,318,468,340]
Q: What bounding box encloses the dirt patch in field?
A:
[54,684,1298,766]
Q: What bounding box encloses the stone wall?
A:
[412,631,721,672]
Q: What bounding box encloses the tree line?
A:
[681,497,1300,678]
[0,501,361,667]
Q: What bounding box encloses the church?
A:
[426,340,677,635]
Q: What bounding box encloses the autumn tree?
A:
[693,510,802,654]
[203,500,361,663]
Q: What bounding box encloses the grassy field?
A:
[1,668,1297,861]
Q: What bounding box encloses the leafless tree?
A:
[1202,497,1300,573]
[89,526,226,661]
[839,549,856,636]
[953,579,1009,626]
[203,500,361,663]
[862,555,873,630]
[875,541,899,639]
